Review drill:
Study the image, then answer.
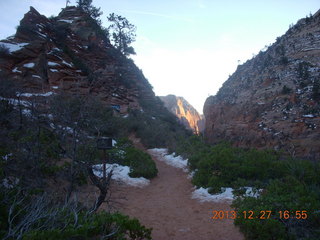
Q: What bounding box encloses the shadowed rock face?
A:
[160,95,204,133]
[204,10,320,159]
[0,6,157,114]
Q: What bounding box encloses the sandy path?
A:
[110,151,244,240]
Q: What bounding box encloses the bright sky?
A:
[0,0,319,113]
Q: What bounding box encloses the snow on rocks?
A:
[148,148,188,172]
[62,60,73,68]
[303,114,315,118]
[58,19,74,24]
[32,75,41,79]
[0,42,29,53]
[92,164,150,187]
[192,187,261,203]
[0,97,31,107]
[12,67,22,73]
[23,62,35,68]
[48,61,60,67]
[19,92,54,97]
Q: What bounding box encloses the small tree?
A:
[77,0,102,23]
[107,13,136,56]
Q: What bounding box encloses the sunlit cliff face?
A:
[160,95,204,134]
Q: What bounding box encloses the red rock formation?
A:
[204,11,320,159]
[0,6,155,114]
[160,95,205,133]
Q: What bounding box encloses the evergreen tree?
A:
[107,13,136,56]
[77,0,102,24]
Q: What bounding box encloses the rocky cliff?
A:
[204,10,320,159]
[0,6,156,114]
[160,95,204,133]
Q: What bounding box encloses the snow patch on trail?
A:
[148,148,261,203]
[92,164,149,188]
[148,148,188,172]
[192,187,261,203]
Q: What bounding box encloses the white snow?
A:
[22,109,32,116]
[12,67,22,73]
[51,86,59,89]
[303,114,315,118]
[36,31,47,39]
[148,148,188,172]
[48,62,60,66]
[23,63,35,68]
[50,69,58,72]
[0,97,31,107]
[0,42,29,53]
[192,187,261,203]
[58,19,74,23]
[49,48,62,54]
[62,60,73,68]
[92,164,150,187]
[20,92,54,97]
[36,24,45,29]
[192,187,234,202]
[32,75,41,79]
[2,153,12,161]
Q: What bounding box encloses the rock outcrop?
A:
[0,6,156,114]
[204,11,320,159]
[160,95,204,133]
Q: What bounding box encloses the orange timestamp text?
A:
[211,210,308,220]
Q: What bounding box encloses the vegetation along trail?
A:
[110,146,244,240]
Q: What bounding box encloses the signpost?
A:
[97,137,113,180]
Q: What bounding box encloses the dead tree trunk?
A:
[87,166,113,212]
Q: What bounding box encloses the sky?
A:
[0,0,319,113]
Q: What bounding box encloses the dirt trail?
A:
[110,150,244,240]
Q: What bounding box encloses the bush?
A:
[110,140,158,179]
[0,191,152,240]
[233,176,320,240]
[182,138,320,239]
[23,211,152,240]
[125,147,157,179]
[188,143,286,193]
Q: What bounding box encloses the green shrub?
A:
[188,142,286,193]
[107,139,157,179]
[233,176,320,240]
[123,147,157,179]
[0,190,152,240]
[23,211,152,240]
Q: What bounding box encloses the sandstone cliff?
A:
[160,95,204,133]
[0,6,156,114]
[204,10,320,159]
